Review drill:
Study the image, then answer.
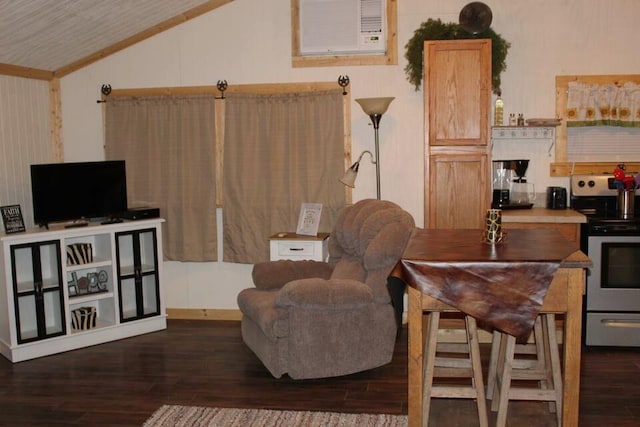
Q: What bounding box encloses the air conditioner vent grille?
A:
[299,0,386,55]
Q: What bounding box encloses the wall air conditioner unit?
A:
[299,0,386,56]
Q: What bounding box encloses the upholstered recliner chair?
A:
[237,199,415,379]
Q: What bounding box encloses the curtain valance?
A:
[566,81,640,127]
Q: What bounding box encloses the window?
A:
[104,82,351,263]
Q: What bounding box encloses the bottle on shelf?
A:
[494,92,504,126]
[517,113,525,126]
[509,113,516,126]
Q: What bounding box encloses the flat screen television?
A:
[30,160,128,227]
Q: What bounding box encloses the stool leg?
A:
[544,313,563,426]
[490,333,507,412]
[422,311,440,427]
[540,315,556,413]
[486,329,501,400]
[465,316,489,427]
[494,333,516,427]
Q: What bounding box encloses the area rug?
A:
[143,405,408,427]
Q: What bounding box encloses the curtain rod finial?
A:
[97,84,111,103]
[216,80,228,99]
[338,75,350,95]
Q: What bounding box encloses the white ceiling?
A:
[0,0,225,74]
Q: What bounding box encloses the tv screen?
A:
[30,160,128,227]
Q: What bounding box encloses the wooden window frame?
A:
[551,74,640,176]
[291,0,397,68]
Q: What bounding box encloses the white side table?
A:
[269,232,330,262]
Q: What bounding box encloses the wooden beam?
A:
[0,62,53,81]
[108,81,341,97]
[215,99,225,207]
[551,162,640,177]
[166,308,242,321]
[49,78,64,162]
[54,0,234,78]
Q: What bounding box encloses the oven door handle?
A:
[601,319,640,328]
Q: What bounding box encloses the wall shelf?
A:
[492,127,556,140]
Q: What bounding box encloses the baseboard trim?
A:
[166,308,242,321]
[165,309,563,343]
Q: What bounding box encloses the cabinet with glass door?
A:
[0,219,165,362]
[9,240,65,344]
[115,228,160,322]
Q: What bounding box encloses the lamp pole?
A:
[369,113,383,200]
[354,97,394,200]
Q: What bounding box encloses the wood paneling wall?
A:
[0,75,53,228]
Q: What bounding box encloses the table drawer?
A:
[276,241,315,257]
[269,238,328,262]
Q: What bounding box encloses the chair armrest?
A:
[252,260,333,290]
[276,278,373,309]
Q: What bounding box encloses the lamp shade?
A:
[339,163,359,188]
[355,97,395,116]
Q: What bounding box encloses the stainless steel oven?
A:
[571,174,640,347]
[585,229,640,346]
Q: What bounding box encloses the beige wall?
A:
[0,75,52,228]
[6,0,640,311]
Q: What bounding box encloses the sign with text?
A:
[1,205,26,234]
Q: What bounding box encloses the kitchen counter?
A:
[502,207,586,224]
[501,208,586,243]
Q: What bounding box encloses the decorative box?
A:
[67,243,93,265]
[71,306,97,330]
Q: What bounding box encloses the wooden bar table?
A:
[398,228,591,427]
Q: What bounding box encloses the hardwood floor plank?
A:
[0,319,638,426]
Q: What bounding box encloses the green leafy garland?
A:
[404,19,511,95]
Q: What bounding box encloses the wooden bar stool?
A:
[488,313,563,427]
[423,309,489,427]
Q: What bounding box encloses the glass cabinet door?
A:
[11,241,65,343]
[116,229,160,322]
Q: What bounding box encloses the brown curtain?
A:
[223,89,346,264]
[104,94,217,261]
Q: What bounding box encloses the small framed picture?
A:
[1,205,26,234]
[296,203,322,236]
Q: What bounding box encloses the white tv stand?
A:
[0,219,166,362]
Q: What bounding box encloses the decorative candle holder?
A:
[482,208,507,244]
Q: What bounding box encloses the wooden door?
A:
[428,150,488,229]
[424,39,491,147]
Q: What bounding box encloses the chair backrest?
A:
[329,199,415,303]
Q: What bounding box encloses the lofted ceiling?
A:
[0,0,233,79]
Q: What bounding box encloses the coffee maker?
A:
[492,159,535,209]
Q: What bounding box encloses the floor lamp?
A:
[340,97,394,200]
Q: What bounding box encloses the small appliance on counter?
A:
[546,186,567,209]
[491,159,535,209]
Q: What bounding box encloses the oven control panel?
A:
[571,174,619,197]
[589,220,640,235]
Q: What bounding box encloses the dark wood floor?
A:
[0,319,638,426]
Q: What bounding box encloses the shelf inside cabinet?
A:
[66,259,112,272]
[119,263,156,277]
[68,291,113,305]
[70,317,116,334]
[15,277,61,295]
[18,323,65,341]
